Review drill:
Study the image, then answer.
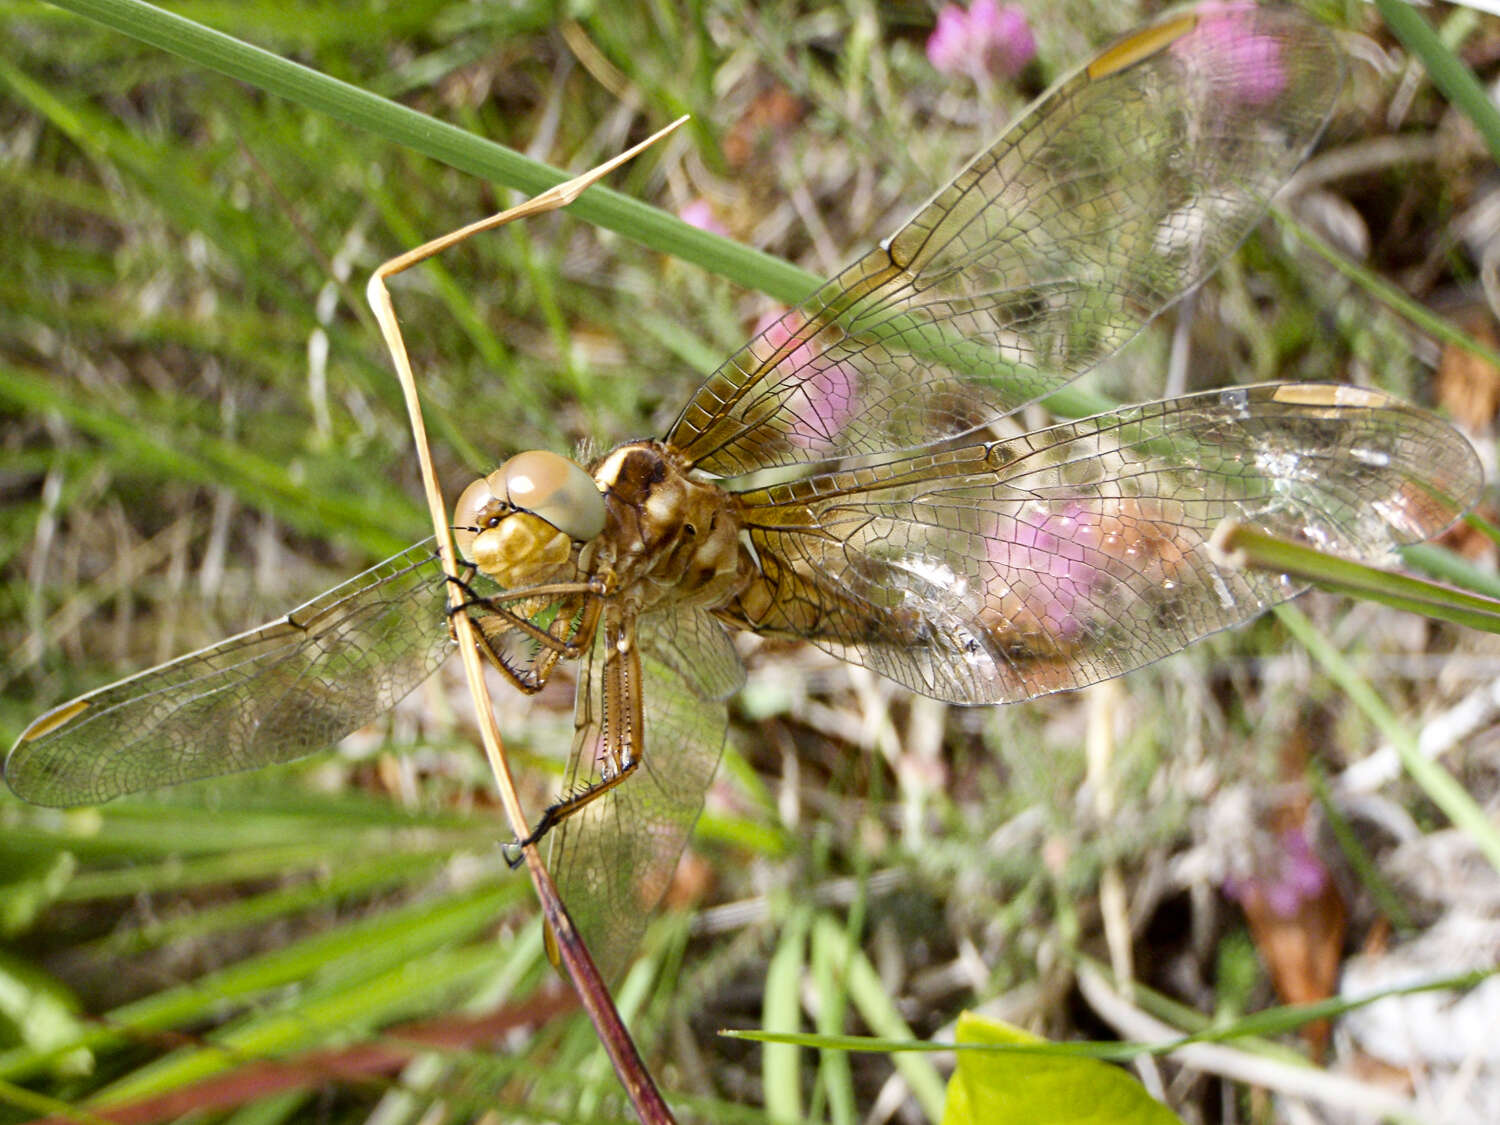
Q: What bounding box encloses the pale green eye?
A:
[499,450,606,542]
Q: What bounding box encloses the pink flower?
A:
[1224,827,1330,919]
[978,496,1192,657]
[983,502,1102,645]
[678,197,728,237]
[1172,1,1286,107]
[752,309,860,452]
[927,0,1036,81]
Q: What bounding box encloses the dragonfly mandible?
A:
[7,5,1483,980]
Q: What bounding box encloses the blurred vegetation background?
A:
[3,1,1499,1122]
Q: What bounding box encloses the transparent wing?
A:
[667,5,1342,475]
[548,605,743,980]
[5,541,452,806]
[729,385,1481,703]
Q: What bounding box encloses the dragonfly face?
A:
[453,450,605,589]
[5,5,1485,981]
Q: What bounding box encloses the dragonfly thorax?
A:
[453,449,605,588]
[590,441,749,611]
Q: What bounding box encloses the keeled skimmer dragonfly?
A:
[7,5,1482,979]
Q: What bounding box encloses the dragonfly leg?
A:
[444,573,608,659]
[506,604,639,864]
[469,596,605,695]
[502,756,641,868]
[446,591,584,654]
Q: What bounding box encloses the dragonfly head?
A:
[453,450,606,587]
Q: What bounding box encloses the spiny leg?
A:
[470,596,605,695]
[445,574,606,654]
[504,608,644,866]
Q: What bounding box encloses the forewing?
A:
[731,385,1480,703]
[667,6,1341,475]
[548,606,742,980]
[6,541,452,806]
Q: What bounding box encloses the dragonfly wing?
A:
[6,540,452,806]
[667,6,1341,475]
[549,605,742,980]
[731,385,1480,703]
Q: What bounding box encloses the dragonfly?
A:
[6,5,1483,980]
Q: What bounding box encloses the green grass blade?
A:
[1402,540,1500,601]
[1375,0,1500,164]
[1274,604,1500,874]
[0,880,520,1082]
[1219,524,1500,634]
[762,903,810,1125]
[728,967,1494,1057]
[91,942,513,1106]
[1275,208,1500,374]
[47,0,817,304]
[45,0,1116,427]
[0,358,414,555]
[808,914,947,1121]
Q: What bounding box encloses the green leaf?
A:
[941,1012,1184,1125]
[763,903,811,1125]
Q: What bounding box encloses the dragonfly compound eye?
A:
[452,473,507,560]
[450,452,604,588]
[499,449,607,543]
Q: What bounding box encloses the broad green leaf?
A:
[941,1012,1183,1125]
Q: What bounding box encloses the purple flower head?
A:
[978,496,1194,664]
[1172,1,1287,107]
[1223,826,1330,919]
[983,502,1102,644]
[927,0,1036,82]
[678,198,728,237]
[752,309,861,453]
